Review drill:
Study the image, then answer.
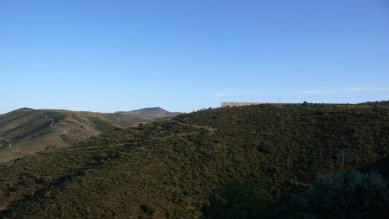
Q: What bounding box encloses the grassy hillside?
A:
[0,108,176,162]
[0,103,388,218]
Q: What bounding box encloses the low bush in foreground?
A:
[285,171,389,219]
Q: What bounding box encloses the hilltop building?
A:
[221,102,264,107]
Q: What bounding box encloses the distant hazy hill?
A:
[116,107,181,119]
[0,107,177,162]
[0,103,388,218]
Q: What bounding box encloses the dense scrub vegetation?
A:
[202,181,274,219]
[284,171,389,219]
[203,171,389,219]
[0,103,388,218]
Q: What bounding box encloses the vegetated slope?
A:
[0,108,176,163]
[0,103,388,218]
[117,107,181,119]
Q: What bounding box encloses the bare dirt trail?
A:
[62,121,217,151]
[63,146,106,151]
[148,121,217,142]
[175,121,217,133]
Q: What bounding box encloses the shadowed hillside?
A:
[0,103,388,218]
[0,107,178,162]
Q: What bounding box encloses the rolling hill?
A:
[0,103,388,218]
[117,107,181,119]
[0,107,180,163]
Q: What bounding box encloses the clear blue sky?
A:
[1,0,388,113]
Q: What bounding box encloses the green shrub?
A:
[286,171,389,219]
[140,204,156,216]
[202,181,274,219]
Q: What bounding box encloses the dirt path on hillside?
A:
[152,131,200,141]
[63,146,106,151]
[175,122,217,133]
[61,121,217,151]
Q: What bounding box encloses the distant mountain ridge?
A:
[116,107,181,119]
[0,107,178,162]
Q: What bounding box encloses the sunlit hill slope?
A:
[0,107,179,162]
[0,103,388,218]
